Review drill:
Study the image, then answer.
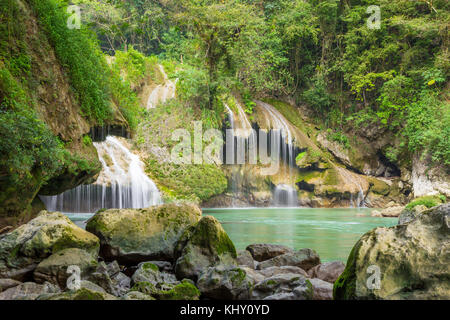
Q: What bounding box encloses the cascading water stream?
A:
[146,65,177,109]
[40,136,162,213]
[272,184,298,207]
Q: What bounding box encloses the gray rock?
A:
[246,244,294,262]
[122,291,155,300]
[259,266,308,278]
[0,282,60,300]
[174,216,237,281]
[236,250,255,269]
[88,261,131,297]
[33,248,98,288]
[197,265,254,300]
[79,280,107,293]
[307,261,345,283]
[147,261,173,272]
[0,211,99,281]
[132,262,178,291]
[0,279,21,293]
[257,249,321,271]
[251,273,313,300]
[309,278,333,300]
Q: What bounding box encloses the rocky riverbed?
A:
[0,203,448,300]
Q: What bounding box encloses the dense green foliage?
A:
[29,0,113,124]
[78,0,449,168]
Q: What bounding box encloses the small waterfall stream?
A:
[272,184,298,207]
[146,65,177,109]
[41,136,162,213]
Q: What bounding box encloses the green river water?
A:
[68,207,397,262]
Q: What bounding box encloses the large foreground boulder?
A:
[174,216,237,281]
[334,203,450,300]
[0,211,99,280]
[86,204,202,264]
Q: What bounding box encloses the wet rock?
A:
[174,216,237,281]
[246,244,294,262]
[334,204,450,300]
[0,279,21,293]
[257,249,321,271]
[309,278,333,300]
[33,248,98,288]
[0,211,99,281]
[86,204,202,265]
[236,250,255,269]
[197,265,254,300]
[251,273,313,300]
[308,261,345,283]
[0,282,60,300]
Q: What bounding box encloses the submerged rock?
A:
[86,204,202,264]
[0,282,60,300]
[197,265,254,300]
[257,249,320,271]
[0,211,99,281]
[334,203,450,300]
[308,261,345,283]
[246,244,294,262]
[33,248,98,288]
[174,216,237,281]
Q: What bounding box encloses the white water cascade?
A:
[40,136,162,213]
[273,184,298,207]
[146,65,177,109]
[256,101,295,169]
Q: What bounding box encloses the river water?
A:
[67,207,396,262]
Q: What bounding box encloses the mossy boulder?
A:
[174,216,237,281]
[197,265,254,300]
[0,211,99,281]
[334,204,450,300]
[131,279,200,300]
[42,287,118,300]
[33,248,98,288]
[86,204,202,264]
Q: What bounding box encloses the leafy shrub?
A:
[405,195,446,210]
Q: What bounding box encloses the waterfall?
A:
[146,65,176,109]
[40,136,162,213]
[336,167,366,208]
[273,184,298,207]
[256,101,295,169]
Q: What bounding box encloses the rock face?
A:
[197,265,254,300]
[308,261,345,283]
[246,244,294,262]
[0,282,60,300]
[33,248,98,288]
[86,204,202,264]
[0,211,99,280]
[257,249,321,271]
[334,204,450,300]
[174,216,237,281]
